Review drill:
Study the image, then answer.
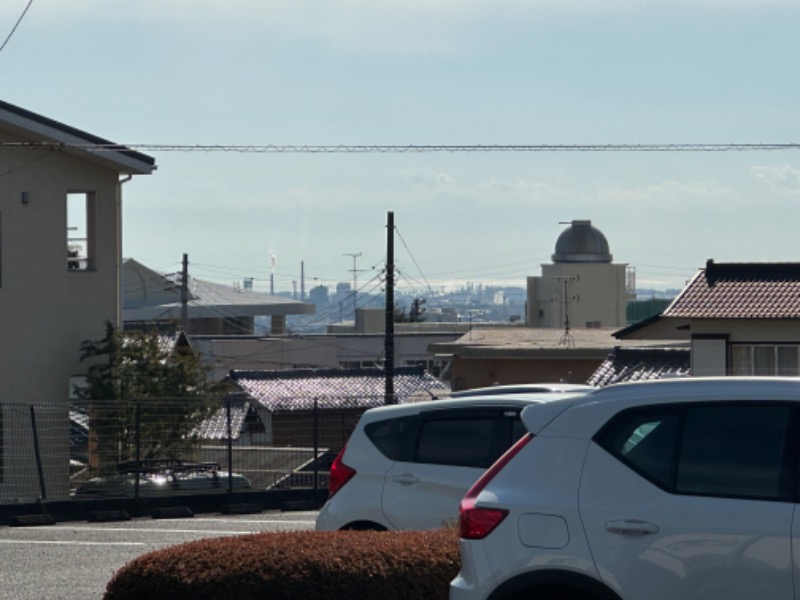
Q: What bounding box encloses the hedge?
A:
[104,528,460,600]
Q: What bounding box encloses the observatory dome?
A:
[552,220,612,263]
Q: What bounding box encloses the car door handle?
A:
[391,473,420,486]
[605,520,659,535]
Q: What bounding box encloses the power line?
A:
[2,142,800,153]
[0,0,33,53]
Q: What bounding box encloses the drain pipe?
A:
[116,174,134,325]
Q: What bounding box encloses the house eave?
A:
[0,100,156,175]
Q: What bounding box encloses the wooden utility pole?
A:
[180,253,189,333]
[384,211,396,404]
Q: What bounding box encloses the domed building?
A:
[527,220,632,329]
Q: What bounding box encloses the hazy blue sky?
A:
[2,0,799,295]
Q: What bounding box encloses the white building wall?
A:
[527,262,627,329]
[691,337,727,376]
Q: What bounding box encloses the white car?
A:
[315,391,590,531]
[449,383,594,398]
[451,377,800,600]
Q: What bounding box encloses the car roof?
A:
[523,376,800,438]
[449,383,595,398]
[358,390,594,423]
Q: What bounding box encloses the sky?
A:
[2,0,799,297]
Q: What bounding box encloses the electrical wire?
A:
[0,0,33,54]
[1,142,800,153]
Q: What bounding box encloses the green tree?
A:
[78,322,222,473]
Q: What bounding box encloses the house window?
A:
[730,345,800,376]
[67,192,96,271]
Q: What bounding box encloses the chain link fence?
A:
[0,396,374,505]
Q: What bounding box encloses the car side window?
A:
[364,416,417,461]
[597,409,680,489]
[677,405,790,499]
[415,417,501,468]
[596,403,792,501]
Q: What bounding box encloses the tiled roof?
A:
[664,260,800,319]
[122,258,313,320]
[192,396,249,441]
[587,348,691,387]
[231,366,450,411]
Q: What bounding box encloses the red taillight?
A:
[459,432,533,540]
[328,446,357,498]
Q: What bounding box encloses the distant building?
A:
[527,220,633,329]
[308,285,330,307]
[122,258,314,335]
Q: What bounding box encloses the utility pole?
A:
[384,211,396,404]
[180,253,189,333]
[343,251,363,319]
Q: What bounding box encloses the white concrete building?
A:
[526,220,632,330]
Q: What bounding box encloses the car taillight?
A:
[459,432,533,540]
[328,446,356,498]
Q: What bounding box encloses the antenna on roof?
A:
[557,276,579,346]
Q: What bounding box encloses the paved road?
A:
[0,510,318,600]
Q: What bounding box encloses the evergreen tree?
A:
[78,322,222,473]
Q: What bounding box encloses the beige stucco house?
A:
[0,100,155,501]
[616,259,800,377]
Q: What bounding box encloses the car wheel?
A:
[340,521,387,531]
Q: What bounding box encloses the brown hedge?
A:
[104,528,460,600]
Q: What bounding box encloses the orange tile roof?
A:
[664,260,800,319]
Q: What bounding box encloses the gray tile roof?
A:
[122,258,313,320]
[230,366,450,411]
[587,348,691,387]
[664,260,800,319]
[192,396,250,441]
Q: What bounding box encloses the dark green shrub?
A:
[104,528,459,600]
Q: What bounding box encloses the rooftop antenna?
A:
[343,251,364,319]
[557,276,579,346]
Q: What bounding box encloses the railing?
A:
[0,396,370,505]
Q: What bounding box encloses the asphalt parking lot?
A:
[0,510,318,600]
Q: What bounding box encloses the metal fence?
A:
[0,396,373,506]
